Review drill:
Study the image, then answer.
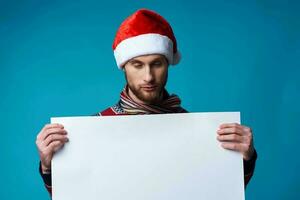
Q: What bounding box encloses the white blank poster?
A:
[51,112,244,200]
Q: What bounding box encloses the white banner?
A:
[52,112,244,200]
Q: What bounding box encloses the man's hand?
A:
[36,123,69,173]
[217,123,255,161]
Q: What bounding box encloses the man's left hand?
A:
[217,123,255,161]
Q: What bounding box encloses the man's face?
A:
[123,54,169,104]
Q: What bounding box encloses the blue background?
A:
[1,0,299,199]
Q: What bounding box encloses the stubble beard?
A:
[125,73,168,105]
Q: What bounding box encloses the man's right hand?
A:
[36,123,69,174]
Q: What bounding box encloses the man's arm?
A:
[243,149,257,186]
[39,162,52,195]
[217,123,257,187]
[36,123,68,196]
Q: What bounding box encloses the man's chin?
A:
[127,85,163,104]
[138,92,161,104]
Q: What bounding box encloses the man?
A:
[36,8,257,196]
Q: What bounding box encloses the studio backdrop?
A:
[0,0,299,199]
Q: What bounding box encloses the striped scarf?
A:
[119,85,186,114]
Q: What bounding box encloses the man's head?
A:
[112,9,180,104]
[123,54,169,104]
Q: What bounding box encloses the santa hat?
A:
[112,9,181,69]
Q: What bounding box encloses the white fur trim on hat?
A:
[113,33,179,69]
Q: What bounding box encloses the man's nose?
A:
[144,66,154,83]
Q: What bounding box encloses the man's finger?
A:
[219,123,241,129]
[217,134,245,143]
[43,134,69,147]
[47,140,65,153]
[42,123,64,132]
[217,127,244,136]
[37,123,64,140]
[40,128,67,141]
[221,142,248,153]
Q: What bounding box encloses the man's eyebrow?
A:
[151,58,163,63]
[150,57,167,64]
[129,59,143,64]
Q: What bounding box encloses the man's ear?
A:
[163,56,169,66]
[122,62,127,72]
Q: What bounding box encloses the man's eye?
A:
[133,64,143,68]
[152,62,162,66]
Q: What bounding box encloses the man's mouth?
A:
[141,85,157,92]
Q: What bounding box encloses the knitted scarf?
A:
[118,85,186,114]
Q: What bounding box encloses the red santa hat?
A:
[112,9,181,69]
